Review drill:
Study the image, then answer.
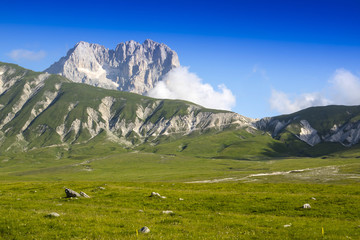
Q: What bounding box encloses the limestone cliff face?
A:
[45,39,180,94]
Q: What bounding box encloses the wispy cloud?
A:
[269,89,331,114]
[329,68,360,105]
[270,68,360,114]
[252,64,269,80]
[8,49,46,61]
[147,66,236,111]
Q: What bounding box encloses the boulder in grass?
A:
[139,226,150,233]
[150,192,161,197]
[303,203,311,209]
[150,192,166,198]
[162,210,174,214]
[80,191,90,198]
[46,212,60,218]
[65,188,81,198]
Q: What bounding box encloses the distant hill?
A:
[257,105,360,147]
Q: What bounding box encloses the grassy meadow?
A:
[0,144,360,239]
[1,181,360,239]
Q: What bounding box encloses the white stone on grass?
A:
[162,210,173,214]
[139,226,150,233]
[150,192,166,198]
[80,191,90,198]
[150,192,160,197]
[303,203,311,209]
[65,188,81,198]
[47,212,60,218]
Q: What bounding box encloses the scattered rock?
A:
[80,191,90,198]
[99,187,105,190]
[46,212,60,218]
[284,223,292,228]
[311,197,316,200]
[179,198,184,201]
[303,203,311,209]
[139,226,150,233]
[65,188,81,198]
[162,210,173,214]
[150,192,161,197]
[138,210,144,213]
[150,192,166,198]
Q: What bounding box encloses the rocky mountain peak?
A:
[45,39,180,94]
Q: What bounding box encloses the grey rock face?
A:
[45,39,180,94]
[297,120,321,146]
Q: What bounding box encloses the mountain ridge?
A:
[2,61,360,156]
[257,105,360,147]
[0,62,253,152]
[45,39,180,94]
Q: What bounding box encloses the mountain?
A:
[45,40,180,94]
[0,62,253,152]
[257,105,360,147]
[2,61,360,156]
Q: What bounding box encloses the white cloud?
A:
[270,68,360,114]
[147,66,236,111]
[8,49,46,61]
[329,68,360,105]
[270,89,331,114]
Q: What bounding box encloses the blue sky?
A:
[1,0,360,118]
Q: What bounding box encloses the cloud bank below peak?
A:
[270,69,360,114]
[147,66,236,111]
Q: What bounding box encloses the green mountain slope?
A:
[1,62,360,159]
[257,105,360,150]
[0,62,253,152]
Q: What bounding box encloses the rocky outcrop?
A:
[323,121,360,146]
[297,120,321,146]
[45,40,180,94]
[54,98,253,145]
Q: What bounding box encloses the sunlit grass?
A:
[0,182,359,239]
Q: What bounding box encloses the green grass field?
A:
[1,146,360,239]
[1,181,359,239]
